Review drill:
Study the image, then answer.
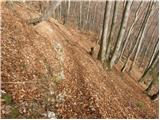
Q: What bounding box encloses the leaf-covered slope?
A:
[1,4,158,119]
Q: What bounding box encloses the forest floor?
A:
[1,3,159,119]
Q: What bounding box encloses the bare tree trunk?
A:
[121,2,153,72]
[64,0,70,24]
[105,1,117,61]
[67,0,70,16]
[145,79,154,93]
[138,51,159,83]
[129,2,154,71]
[110,1,132,69]
[92,2,98,31]
[59,3,62,20]
[144,63,159,101]
[139,25,158,68]
[118,2,142,61]
[138,10,158,62]
[28,1,62,25]
[78,2,83,29]
[98,1,113,63]
[145,39,159,71]
[84,1,91,31]
[121,35,140,72]
[97,29,102,45]
[62,0,67,25]
[40,1,62,21]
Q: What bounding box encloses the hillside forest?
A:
[1,0,159,119]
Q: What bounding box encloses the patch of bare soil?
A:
[1,3,158,119]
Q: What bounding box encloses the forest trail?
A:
[1,4,158,119]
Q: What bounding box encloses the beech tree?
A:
[129,2,154,71]
[139,25,158,68]
[98,1,113,64]
[118,2,142,61]
[84,1,91,31]
[78,2,83,29]
[105,1,117,62]
[110,1,132,69]
[24,1,158,74]
[138,51,159,83]
[121,2,153,72]
[145,39,159,72]
[121,33,140,72]
[28,0,62,25]
[144,59,159,101]
[67,0,70,16]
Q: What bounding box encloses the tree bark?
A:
[145,79,154,93]
[62,0,67,25]
[138,10,158,62]
[28,1,62,25]
[105,1,117,61]
[78,2,83,29]
[145,39,159,71]
[139,25,158,68]
[98,1,113,63]
[121,2,153,72]
[84,1,91,31]
[118,2,142,61]
[67,0,70,16]
[138,51,159,83]
[121,34,140,72]
[129,2,154,71]
[92,3,98,32]
[110,1,132,69]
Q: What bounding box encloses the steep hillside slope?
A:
[1,4,158,119]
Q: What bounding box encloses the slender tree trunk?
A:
[145,79,154,92]
[145,39,159,71]
[129,2,154,71]
[105,1,117,61]
[138,51,159,83]
[97,29,102,45]
[41,1,62,21]
[139,25,158,68]
[62,0,67,25]
[78,2,83,29]
[121,2,153,72]
[84,1,91,31]
[65,0,70,24]
[110,1,132,69]
[59,3,62,20]
[118,2,142,61]
[98,1,112,63]
[28,1,62,25]
[121,35,140,72]
[138,11,158,61]
[67,0,70,16]
[92,3,98,32]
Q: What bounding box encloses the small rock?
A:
[47,111,56,119]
